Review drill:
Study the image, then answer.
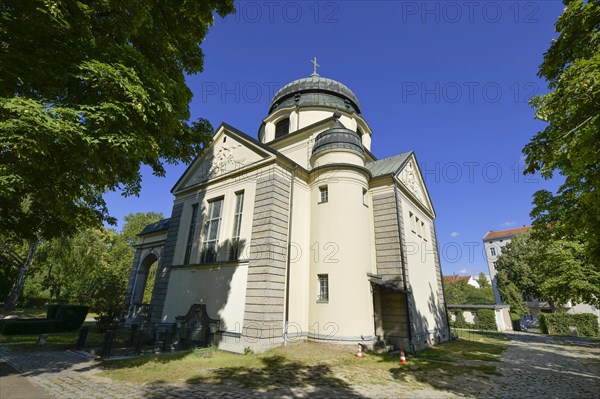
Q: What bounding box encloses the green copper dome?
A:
[312,117,364,157]
[269,75,361,114]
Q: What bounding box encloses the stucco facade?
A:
[124,73,449,353]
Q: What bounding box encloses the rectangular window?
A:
[275,118,290,138]
[317,274,329,302]
[184,204,199,265]
[490,247,496,256]
[415,216,421,237]
[409,211,416,233]
[319,185,328,203]
[420,221,426,240]
[229,191,245,261]
[200,198,224,263]
[362,188,368,206]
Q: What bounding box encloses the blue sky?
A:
[104,1,566,277]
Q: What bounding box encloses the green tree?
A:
[0,237,27,301]
[476,272,490,288]
[466,285,495,305]
[444,279,468,304]
[443,278,495,305]
[523,0,600,270]
[495,233,543,314]
[495,233,600,315]
[120,212,165,246]
[0,1,234,310]
[22,212,163,322]
[537,239,600,307]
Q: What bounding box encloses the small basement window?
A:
[275,118,290,139]
[318,274,329,302]
[319,186,328,203]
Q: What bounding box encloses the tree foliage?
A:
[22,212,163,323]
[1,0,232,240]
[524,0,600,268]
[476,272,490,288]
[0,1,233,309]
[443,278,495,305]
[495,232,600,313]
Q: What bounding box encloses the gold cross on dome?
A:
[311,57,320,76]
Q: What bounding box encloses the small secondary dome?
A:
[312,118,364,157]
[269,75,361,114]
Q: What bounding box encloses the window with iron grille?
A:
[319,185,328,203]
[183,204,199,265]
[229,191,244,261]
[318,274,329,302]
[200,198,223,263]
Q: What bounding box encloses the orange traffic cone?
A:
[356,343,364,360]
[400,348,408,365]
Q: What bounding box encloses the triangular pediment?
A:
[396,154,435,216]
[172,125,274,193]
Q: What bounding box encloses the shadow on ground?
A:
[386,332,600,398]
[180,354,365,397]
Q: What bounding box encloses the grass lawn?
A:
[99,332,507,395]
[0,307,49,319]
[0,307,101,351]
[0,321,104,351]
[0,306,99,320]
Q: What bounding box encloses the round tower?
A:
[308,112,374,344]
[259,69,376,345]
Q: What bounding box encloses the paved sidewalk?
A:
[0,357,54,399]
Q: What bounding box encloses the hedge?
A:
[450,308,498,331]
[0,304,88,336]
[450,311,469,328]
[475,309,497,331]
[538,313,599,337]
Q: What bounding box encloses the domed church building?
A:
[123,66,450,353]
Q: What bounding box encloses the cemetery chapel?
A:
[124,62,450,352]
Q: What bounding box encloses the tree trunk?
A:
[3,240,39,312]
[548,297,557,313]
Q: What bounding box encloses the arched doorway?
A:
[130,252,159,320]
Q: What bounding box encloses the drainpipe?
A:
[394,187,413,350]
[283,165,297,346]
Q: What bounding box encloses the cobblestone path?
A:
[1,333,598,398]
[481,333,600,399]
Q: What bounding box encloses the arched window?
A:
[275,118,290,139]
